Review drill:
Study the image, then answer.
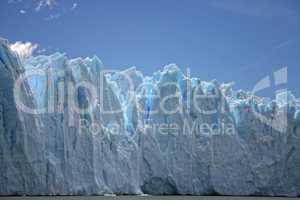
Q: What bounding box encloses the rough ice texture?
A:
[1,40,300,196]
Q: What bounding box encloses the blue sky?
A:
[0,0,300,97]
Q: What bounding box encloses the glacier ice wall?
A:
[1,39,300,196]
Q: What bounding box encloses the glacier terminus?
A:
[0,38,300,196]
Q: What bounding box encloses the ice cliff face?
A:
[1,39,300,196]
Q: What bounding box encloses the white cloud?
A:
[9,41,38,59]
[19,9,26,14]
[71,2,78,10]
[35,0,57,11]
[8,0,78,21]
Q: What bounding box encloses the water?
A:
[0,196,298,200]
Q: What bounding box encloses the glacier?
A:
[0,38,300,196]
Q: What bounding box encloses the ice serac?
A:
[0,39,300,196]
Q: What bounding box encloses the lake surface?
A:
[0,196,299,200]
